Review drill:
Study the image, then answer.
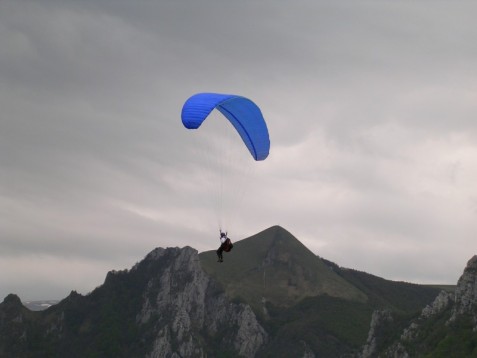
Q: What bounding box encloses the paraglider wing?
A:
[181,93,270,161]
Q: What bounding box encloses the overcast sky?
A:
[2,0,477,300]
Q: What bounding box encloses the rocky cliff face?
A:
[0,246,267,357]
[361,310,394,358]
[135,247,267,357]
[450,255,477,324]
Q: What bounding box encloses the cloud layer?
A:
[1,1,477,299]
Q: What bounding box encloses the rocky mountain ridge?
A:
[1,226,475,357]
[0,246,267,357]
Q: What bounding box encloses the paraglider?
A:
[181,93,270,161]
[216,230,233,262]
[181,92,270,261]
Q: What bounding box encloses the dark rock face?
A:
[0,294,29,357]
[0,294,24,324]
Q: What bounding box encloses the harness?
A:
[223,238,233,252]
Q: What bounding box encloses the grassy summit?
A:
[199,225,367,315]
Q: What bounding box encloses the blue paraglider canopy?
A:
[181,93,270,161]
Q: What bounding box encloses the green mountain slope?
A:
[200,225,367,315]
[262,294,375,357]
[322,259,442,313]
[200,226,443,357]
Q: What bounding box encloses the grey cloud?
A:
[2,0,477,299]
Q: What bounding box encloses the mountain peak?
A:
[142,246,197,262]
[2,294,22,306]
[0,294,25,329]
[257,225,296,243]
[200,226,367,312]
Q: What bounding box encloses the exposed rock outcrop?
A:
[361,309,394,358]
[136,247,267,357]
[421,290,454,319]
[397,290,454,345]
[364,255,477,357]
[449,255,477,326]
